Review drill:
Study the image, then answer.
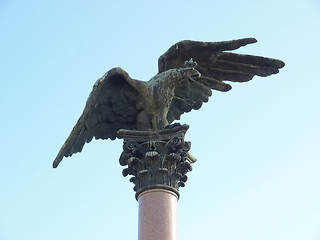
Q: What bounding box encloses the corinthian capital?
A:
[118,124,196,200]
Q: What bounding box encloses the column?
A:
[118,124,196,240]
[138,189,178,240]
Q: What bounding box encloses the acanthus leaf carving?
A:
[118,124,196,199]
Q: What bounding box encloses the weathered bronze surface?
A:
[53,38,284,168]
[118,124,195,199]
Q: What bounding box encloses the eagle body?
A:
[134,66,201,130]
[53,38,284,168]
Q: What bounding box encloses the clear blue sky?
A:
[1,0,320,239]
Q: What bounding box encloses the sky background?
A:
[1,0,320,239]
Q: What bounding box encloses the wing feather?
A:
[159,38,285,123]
[53,68,142,168]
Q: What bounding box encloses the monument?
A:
[53,38,284,239]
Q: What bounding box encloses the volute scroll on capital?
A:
[118,124,196,200]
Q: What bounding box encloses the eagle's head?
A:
[180,60,201,81]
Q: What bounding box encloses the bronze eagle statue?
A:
[53,38,284,168]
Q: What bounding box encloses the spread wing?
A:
[53,68,142,168]
[158,38,285,123]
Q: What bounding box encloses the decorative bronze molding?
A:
[118,124,196,200]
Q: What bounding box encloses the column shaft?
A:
[138,189,178,240]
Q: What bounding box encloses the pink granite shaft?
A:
[138,189,178,240]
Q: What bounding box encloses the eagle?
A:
[53,38,284,168]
